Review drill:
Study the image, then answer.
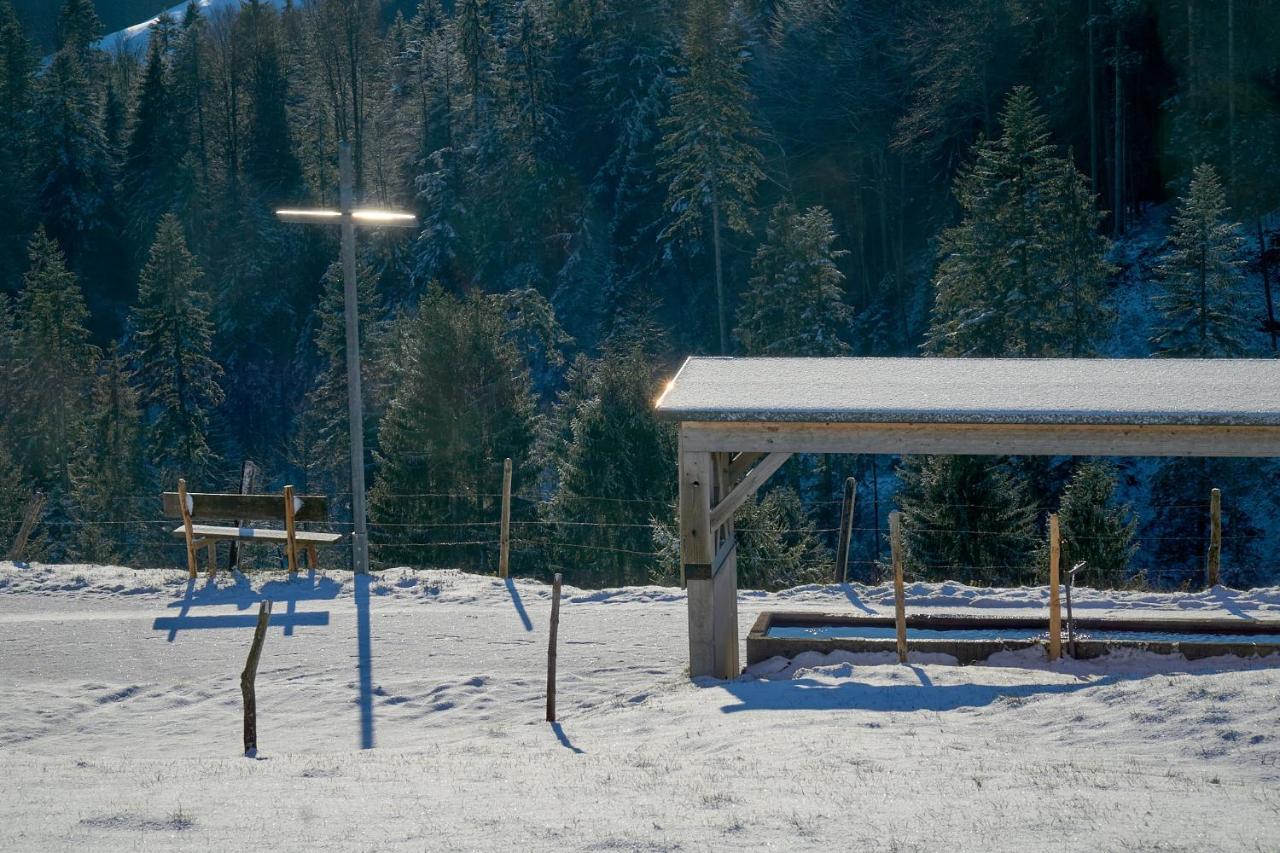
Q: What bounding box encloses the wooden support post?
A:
[178,479,198,579]
[834,477,857,583]
[1048,513,1062,661]
[241,599,272,756]
[890,511,907,664]
[680,441,715,676]
[7,491,45,562]
[712,452,739,677]
[499,457,512,579]
[546,572,562,722]
[228,459,257,572]
[306,544,319,569]
[283,485,299,574]
[1207,487,1222,587]
[206,541,217,579]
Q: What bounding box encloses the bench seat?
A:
[171,525,343,545]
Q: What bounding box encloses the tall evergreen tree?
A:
[926,87,1112,357]
[1054,461,1137,589]
[12,228,98,488]
[0,440,29,555]
[370,285,540,569]
[55,0,102,59]
[547,343,677,586]
[123,16,185,243]
[69,347,146,564]
[896,454,1039,586]
[131,214,224,484]
[659,0,763,354]
[736,203,850,356]
[1152,163,1252,357]
[0,0,34,293]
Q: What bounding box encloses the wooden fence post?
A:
[546,572,562,722]
[889,511,907,664]
[7,491,45,562]
[834,477,857,584]
[1048,513,1062,661]
[499,458,512,579]
[1207,487,1222,587]
[242,599,273,756]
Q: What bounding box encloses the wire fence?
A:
[4,488,1270,590]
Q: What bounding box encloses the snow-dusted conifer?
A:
[131,214,223,484]
[1152,163,1252,357]
[736,203,850,356]
[1055,461,1137,589]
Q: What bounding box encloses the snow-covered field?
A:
[2,562,1279,851]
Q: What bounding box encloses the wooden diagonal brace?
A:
[709,452,791,531]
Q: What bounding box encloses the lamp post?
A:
[277,141,416,574]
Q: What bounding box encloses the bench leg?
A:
[306,544,319,570]
[207,541,218,579]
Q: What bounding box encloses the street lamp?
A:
[277,141,416,575]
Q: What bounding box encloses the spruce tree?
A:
[926,87,1112,357]
[0,0,33,290]
[69,347,146,564]
[131,214,224,484]
[736,203,850,356]
[305,259,387,497]
[370,285,540,569]
[896,455,1039,586]
[547,344,677,586]
[55,0,102,59]
[659,0,763,354]
[733,487,829,591]
[1054,461,1137,589]
[13,228,98,488]
[123,17,185,243]
[1152,163,1252,357]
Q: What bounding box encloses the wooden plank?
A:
[162,492,329,522]
[283,485,298,574]
[1048,513,1062,662]
[178,479,198,579]
[890,511,907,664]
[726,452,765,485]
[546,573,562,722]
[1207,487,1222,587]
[708,451,792,530]
[499,457,512,578]
[173,525,343,544]
[241,599,272,756]
[678,420,1280,458]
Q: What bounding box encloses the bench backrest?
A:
[162,491,329,522]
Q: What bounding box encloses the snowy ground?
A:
[2,563,1279,851]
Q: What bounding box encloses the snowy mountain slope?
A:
[2,563,1278,851]
[97,0,289,57]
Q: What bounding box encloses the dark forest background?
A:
[1,0,1278,588]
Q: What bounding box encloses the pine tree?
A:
[547,344,677,586]
[370,285,540,569]
[1152,163,1252,357]
[1054,461,1137,589]
[68,347,146,564]
[659,0,763,354]
[733,487,830,591]
[0,440,30,556]
[0,0,34,291]
[241,0,300,198]
[123,16,185,243]
[305,259,387,496]
[736,203,850,356]
[55,0,102,59]
[31,47,113,271]
[896,454,1039,586]
[12,228,98,488]
[926,86,1112,357]
[131,214,224,484]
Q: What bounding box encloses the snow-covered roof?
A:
[654,357,1280,427]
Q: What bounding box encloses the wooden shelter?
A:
[654,357,1280,679]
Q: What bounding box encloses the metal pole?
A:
[339,141,369,575]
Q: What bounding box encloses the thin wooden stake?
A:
[283,485,298,574]
[889,511,907,664]
[499,458,512,578]
[242,599,273,756]
[1048,513,1062,662]
[834,477,857,583]
[546,573,562,722]
[206,541,217,579]
[178,479,198,579]
[1207,487,1222,587]
[7,491,45,562]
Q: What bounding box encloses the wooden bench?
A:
[162,479,343,578]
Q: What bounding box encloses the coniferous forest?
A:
[2,0,1279,588]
